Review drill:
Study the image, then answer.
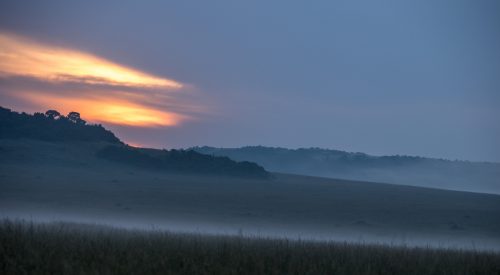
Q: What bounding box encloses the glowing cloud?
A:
[0,32,204,130]
[16,92,184,127]
[0,32,182,89]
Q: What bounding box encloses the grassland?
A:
[2,109,500,274]
[2,140,500,251]
[1,219,500,275]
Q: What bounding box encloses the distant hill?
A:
[192,146,500,194]
[0,106,269,179]
[2,142,500,251]
[96,145,269,178]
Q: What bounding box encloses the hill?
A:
[0,106,121,143]
[1,139,499,251]
[1,106,499,250]
[192,146,500,194]
[96,145,269,178]
[0,106,269,179]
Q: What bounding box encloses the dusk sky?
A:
[1,0,499,162]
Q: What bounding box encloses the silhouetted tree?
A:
[33,112,45,119]
[67,112,86,125]
[45,110,61,120]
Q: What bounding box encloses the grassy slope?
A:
[1,139,500,250]
[193,146,500,194]
[1,220,499,275]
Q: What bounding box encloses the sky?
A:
[0,0,499,162]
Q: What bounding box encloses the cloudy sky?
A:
[1,0,499,162]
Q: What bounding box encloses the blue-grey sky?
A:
[1,0,499,162]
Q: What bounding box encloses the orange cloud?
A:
[0,32,203,129]
[0,32,182,89]
[15,92,184,127]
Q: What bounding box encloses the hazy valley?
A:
[194,146,500,195]
[2,138,500,250]
[1,107,499,274]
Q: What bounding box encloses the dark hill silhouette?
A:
[192,146,500,194]
[0,106,269,179]
[97,145,269,178]
[0,106,121,143]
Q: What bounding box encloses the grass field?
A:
[2,140,500,251]
[1,219,500,275]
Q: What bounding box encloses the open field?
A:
[1,139,500,250]
[2,219,500,275]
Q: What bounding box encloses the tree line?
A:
[0,106,121,143]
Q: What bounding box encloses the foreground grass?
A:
[1,220,499,275]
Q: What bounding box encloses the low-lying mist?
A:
[2,212,499,252]
[4,219,499,275]
[2,140,499,252]
[193,146,500,194]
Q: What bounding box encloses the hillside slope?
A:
[1,139,499,250]
[0,106,121,143]
[0,107,269,179]
[193,146,500,194]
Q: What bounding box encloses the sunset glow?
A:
[0,32,197,128]
[16,92,183,127]
[0,32,182,89]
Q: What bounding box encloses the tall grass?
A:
[1,219,499,275]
